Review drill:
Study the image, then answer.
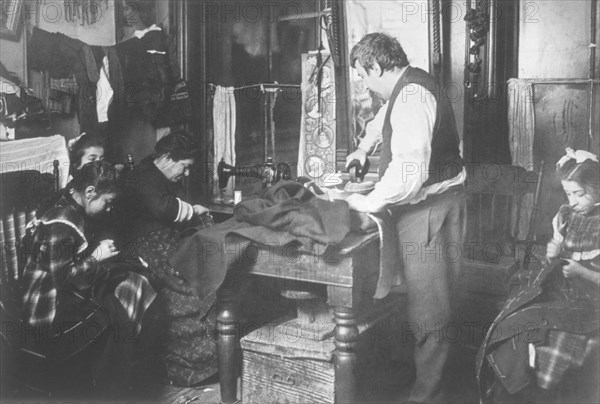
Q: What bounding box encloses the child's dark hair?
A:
[557,158,600,201]
[154,131,200,162]
[72,161,120,196]
[69,134,105,167]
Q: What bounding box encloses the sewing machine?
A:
[217,157,292,199]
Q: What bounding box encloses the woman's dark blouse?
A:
[121,156,186,240]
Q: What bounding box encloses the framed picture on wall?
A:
[0,0,23,40]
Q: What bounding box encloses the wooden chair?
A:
[1,162,59,308]
[0,161,61,398]
[456,163,543,349]
[1,155,145,399]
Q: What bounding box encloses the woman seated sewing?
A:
[119,130,216,386]
[20,161,158,397]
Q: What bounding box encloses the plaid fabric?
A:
[535,331,599,389]
[22,196,156,332]
[557,203,600,260]
[21,267,57,326]
[113,271,157,333]
[22,219,102,326]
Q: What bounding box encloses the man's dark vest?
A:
[380,66,463,186]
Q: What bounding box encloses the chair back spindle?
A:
[1,160,61,299]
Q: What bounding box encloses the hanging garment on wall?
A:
[507,78,536,169]
[507,78,537,239]
[96,56,113,123]
[298,52,337,185]
[212,86,237,202]
[116,26,172,126]
[155,79,194,127]
[43,72,77,115]
[28,27,100,133]
[28,27,99,84]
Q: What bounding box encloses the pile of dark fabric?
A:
[172,181,359,319]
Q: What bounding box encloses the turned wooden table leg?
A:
[217,287,239,404]
[333,306,359,404]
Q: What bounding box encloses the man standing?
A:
[345,33,466,403]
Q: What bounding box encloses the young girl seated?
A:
[477,148,599,403]
[66,132,125,183]
[38,134,107,216]
[21,161,158,396]
[68,133,105,171]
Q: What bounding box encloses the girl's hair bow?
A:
[67,132,86,151]
[556,147,598,168]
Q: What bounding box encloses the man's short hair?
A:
[350,32,409,74]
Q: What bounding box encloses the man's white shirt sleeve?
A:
[358,103,387,153]
[360,84,437,211]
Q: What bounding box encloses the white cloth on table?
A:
[0,135,70,188]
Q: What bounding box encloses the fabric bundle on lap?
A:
[477,258,600,398]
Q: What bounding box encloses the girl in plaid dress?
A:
[477,149,599,403]
[21,161,157,396]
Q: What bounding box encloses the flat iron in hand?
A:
[344,158,375,194]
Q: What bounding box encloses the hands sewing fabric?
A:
[193,204,210,216]
[546,238,600,285]
[561,259,586,278]
[93,239,119,261]
[561,259,600,286]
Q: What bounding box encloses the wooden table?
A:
[216,231,405,403]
